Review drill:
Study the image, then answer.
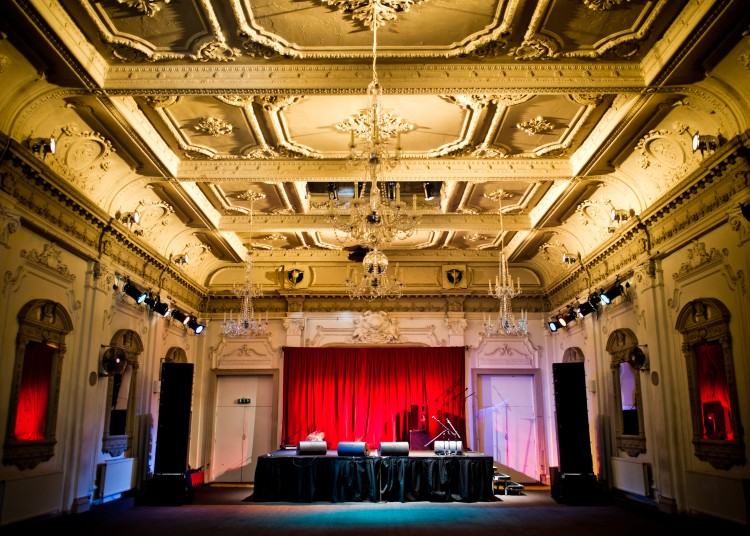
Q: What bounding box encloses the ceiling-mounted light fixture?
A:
[561,252,577,264]
[186,316,205,335]
[576,300,596,317]
[610,208,631,224]
[548,320,560,333]
[600,281,625,305]
[692,132,720,155]
[28,136,56,158]
[123,281,148,304]
[171,309,190,325]
[145,294,170,317]
[562,307,577,325]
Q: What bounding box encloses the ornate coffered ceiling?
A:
[0,0,747,301]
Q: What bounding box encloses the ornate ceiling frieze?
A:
[116,0,171,18]
[319,0,429,29]
[194,117,234,136]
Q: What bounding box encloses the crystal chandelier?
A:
[329,1,419,248]
[483,190,528,336]
[223,251,268,336]
[223,193,268,336]
[345,248,404,300]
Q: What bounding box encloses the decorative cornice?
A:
[0,204,21,247]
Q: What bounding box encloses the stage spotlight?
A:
[577,300,596,317]
[692,132,720,155]
[548,320,560,332]
[123,281,148,304]
[561,252,577,264]
[145,295,170,317]
[29,136,56,158]
[423,182,436,201]
[171,309,190,325]
[562,308,577,324]
[601,282,624,305]
[740,202,750,222]
[187,317,205,335]
[558,315,567,327]
[589,291,602,306]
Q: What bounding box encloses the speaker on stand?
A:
[551,362,599,504]
[142,362,195,505]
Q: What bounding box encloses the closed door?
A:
[212,376,273,482]
[476,374,540,483]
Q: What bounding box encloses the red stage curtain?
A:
[283,347,466,448]
[13,341,54,441]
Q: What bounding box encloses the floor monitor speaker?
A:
[297,440,327,455]
[337,441,369,456]
[379,442,409,456]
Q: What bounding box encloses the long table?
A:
[251,450,494,502]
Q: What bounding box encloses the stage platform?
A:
[251,450,494,503]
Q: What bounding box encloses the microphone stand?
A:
[424,415,453,448]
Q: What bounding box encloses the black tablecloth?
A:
[252,451,493,502]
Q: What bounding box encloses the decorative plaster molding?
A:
[116,0,171,17]
[194,117,234,136]
[474,337,537,367]
[510,37,559,61]
[352,311,399,343]
[444,317,467,336]
[582,0,631,11]
[516,116,554,136]
[145,95,180,108]
[283,317,305,336]
[0,54,9,73]
[319,0,428,28]
[673,241,724,281]
[21,243,76,282]
[728,204,750,245]
[0,204,20,247]
[45,124,115,194]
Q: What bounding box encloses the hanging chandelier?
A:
[223,193,268,336]
[223,251,269,336]
[329,1,419,248]
[345,248,404,300]
[483,189,528,336]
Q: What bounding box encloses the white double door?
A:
[476,374,541,483]
[212,375,274,483]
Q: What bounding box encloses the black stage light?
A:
[187,317,205,335]
[558,315,567,328]
[548,320,560,332]
[577,300,596,317]
[171,309,190,325]
[601,282,624,305]
[123,281,148,304]
[589,291,602,306]
[562,307,577,324]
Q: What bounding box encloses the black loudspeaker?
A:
[154,362,194,476]
[297,440,327,455]
[379,442,409,456]
[552,362,593,475]
[337,441,369,456]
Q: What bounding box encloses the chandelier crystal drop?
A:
[345,248,404,300]
[329,2,419,249]
[483,190,528,336]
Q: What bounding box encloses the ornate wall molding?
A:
[473,335,539,367]
[21,243,76,282]
[351,311,399,343]
[672,241,724,281]
[44,124,115,194]
[0,204,21,247]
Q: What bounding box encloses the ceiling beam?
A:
[220,213,530,232]
[176,159,571,182]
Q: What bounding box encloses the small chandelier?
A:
[223,252,268,336]
[223,193,268,336]
[329,2,419,248]
[346,248,403,300]
[483,189,528,336]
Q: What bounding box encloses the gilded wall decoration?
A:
[145,95,180,108]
